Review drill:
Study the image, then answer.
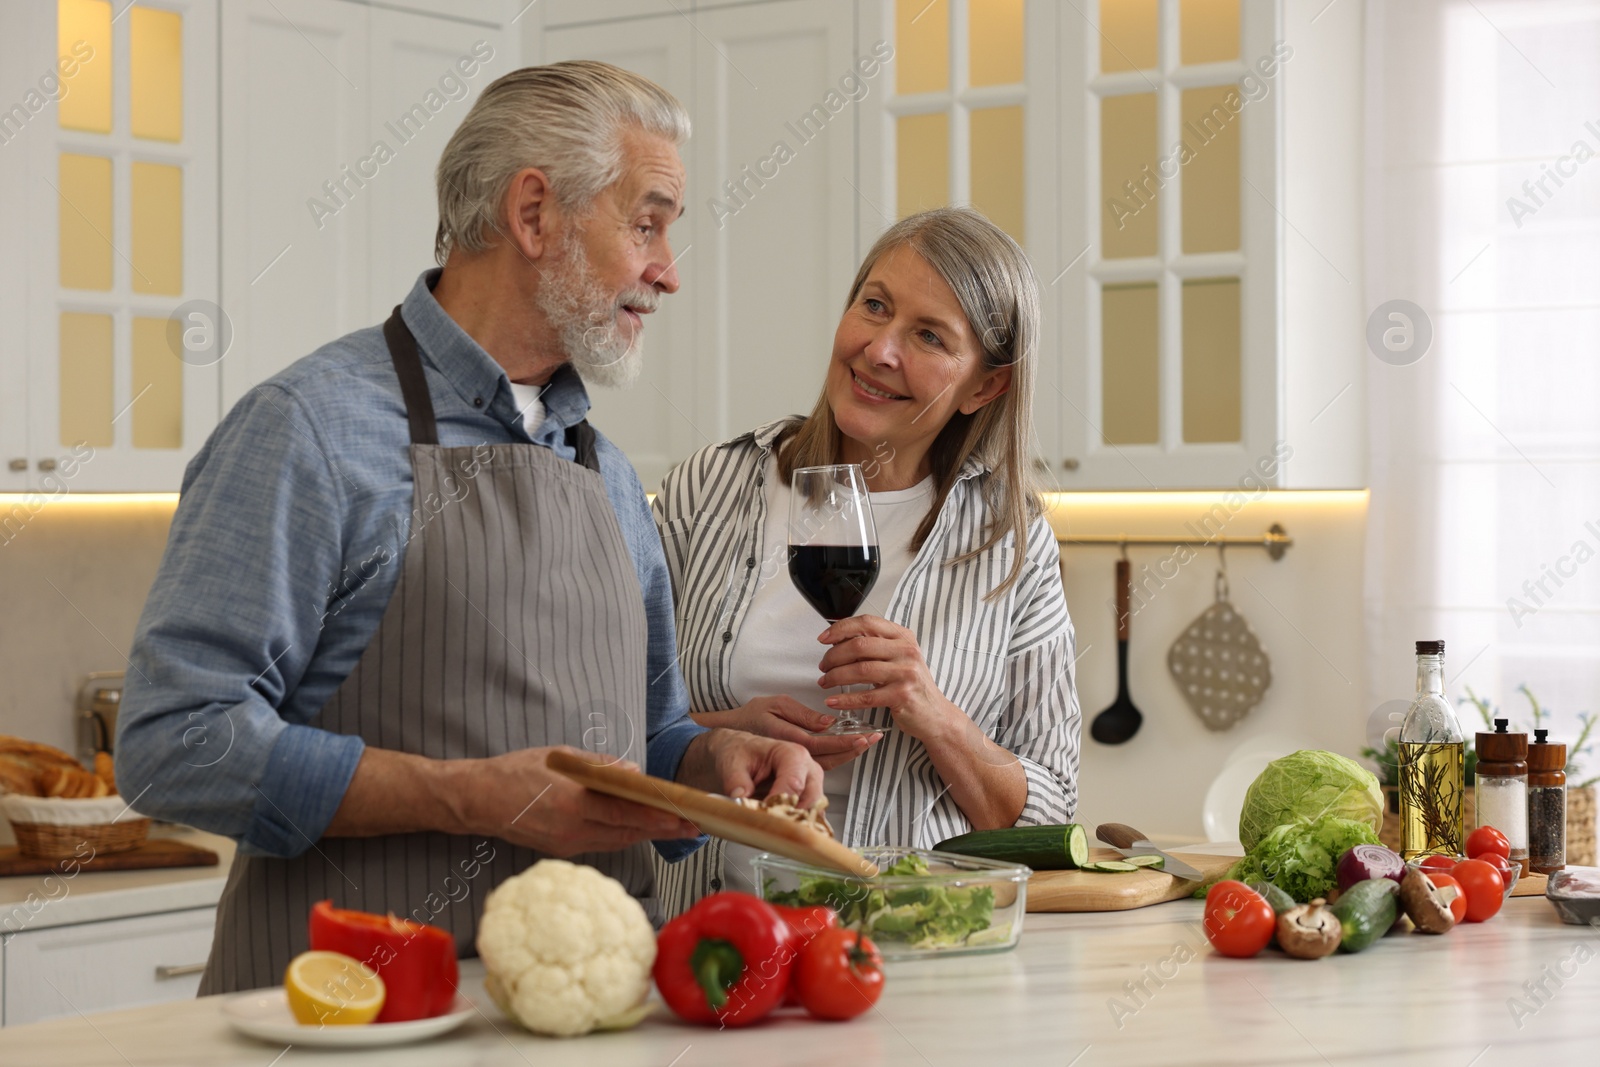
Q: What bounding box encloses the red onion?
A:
[1336,844,1405,891]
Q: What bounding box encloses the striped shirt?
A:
[651,419,1082,914]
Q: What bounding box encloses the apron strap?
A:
[383,306,439,446]
[384,303,603,474]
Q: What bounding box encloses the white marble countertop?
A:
[0,826,233,931]
[3,889,1598,1065]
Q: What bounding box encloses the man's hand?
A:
[326,746,701,854]
[692,696,880,770]
[676,729,823,807]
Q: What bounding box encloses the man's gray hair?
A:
[434,61,690,263]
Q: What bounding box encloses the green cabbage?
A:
[1238,749,1384,850]
[1224,816,1382,902]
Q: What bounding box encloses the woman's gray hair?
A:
[434,60,690,263]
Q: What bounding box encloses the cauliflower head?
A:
[476,859,657,1037]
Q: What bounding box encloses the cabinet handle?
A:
[7,458,24,472]
[155,962,208,979]
[37,458,57,472]
[1061,458,1081,472]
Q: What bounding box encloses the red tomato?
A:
[1417,854,1458,873]
[1203,881,1275,959]
[1478,853,1515,882]
[1466,826,1511,862]
[1451,859,1506,923]
[1425,872,1468,925]
[793,928,885,1021]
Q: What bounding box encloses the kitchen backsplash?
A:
[1,490,1369,843]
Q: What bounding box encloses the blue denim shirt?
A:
[119,269,706,860]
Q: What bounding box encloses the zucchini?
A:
[933,824,1090,870]
[1126,855,1165,869]
[1247,880,1296,915]
[1328,878,1399,953]
[1083,860,1141,873]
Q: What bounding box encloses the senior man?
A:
[117,62,821,994]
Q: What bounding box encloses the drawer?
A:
[3,907,216,1027]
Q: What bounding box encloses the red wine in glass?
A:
[788,464,882,737]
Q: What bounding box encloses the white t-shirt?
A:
[720,455,935,891]
[506,381,545,437]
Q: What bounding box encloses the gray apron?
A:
[199,307,654,994]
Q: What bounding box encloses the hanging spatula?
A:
[1090,557,1143,745]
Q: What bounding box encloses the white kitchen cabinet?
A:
[541,0,861,487]
[0,18,32,494]
[2,906,215,1027]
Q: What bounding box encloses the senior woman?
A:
[653,207,1081,911]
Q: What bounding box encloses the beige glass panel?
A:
[59,153,113,290]
[897,112,950,217]
[130,5,183,142]
[1180,86,1240,253]
[1102,282,1159,445]
[132,317,182,449]
[1100,93,1158,259]
[969,0,1025,87]
[131,162,183,294]
[60,312,114,448]
[1182,277,1241,443]
[58,0,112,133]
[1180,0,1240,65]
[1099,0,1158,73]
[970,106,1024,244]
[896,0,949,94]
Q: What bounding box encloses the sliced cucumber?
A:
[1126,855,1165,869]
[1082,860,1141,873]
[933,824,1090,870]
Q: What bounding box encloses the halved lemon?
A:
[284,950,386,1026]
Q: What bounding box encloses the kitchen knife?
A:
[1095,822,1204,881]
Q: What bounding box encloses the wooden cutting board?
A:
[1027,848,1237,912]
[546,750,878,877]
[0,838,219,877]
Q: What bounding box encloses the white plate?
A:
[222,990,477,1048]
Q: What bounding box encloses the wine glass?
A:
[788,464,883,737]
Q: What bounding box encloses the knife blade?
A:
[1094,822,1205,881]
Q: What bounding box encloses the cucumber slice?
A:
[1126,855,1165,869]
[1083,860,1141,873]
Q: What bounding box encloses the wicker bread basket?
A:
[1,794,150,858]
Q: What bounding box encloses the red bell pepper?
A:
[653,892,794,1027]
[307,900,458,1022]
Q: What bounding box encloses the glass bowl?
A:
[1404,854,1520,899]
[751,846,1030,960]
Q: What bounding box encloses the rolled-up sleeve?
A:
[998,519,1081,826]
[117,385,365,858]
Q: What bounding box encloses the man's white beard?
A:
[536,230,653,389]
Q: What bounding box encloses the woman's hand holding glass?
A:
[817,615,962,744]
[691,696,881,771]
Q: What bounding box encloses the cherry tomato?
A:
[1417,854,1458,873]
[1466,826,1511,862]
[1203,881,1276,959]
[793,928,884,1021]
[1425,871,1468,925]
[1451,858,1506,923]
[1477,852,1515,882]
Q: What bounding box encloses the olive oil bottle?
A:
[1398,640,1466,858]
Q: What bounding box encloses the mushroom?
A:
[1276,899,1342,959]
[1399,866,1458,934]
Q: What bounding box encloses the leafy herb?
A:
[765,854,995,950]
[1207,816,1383,903]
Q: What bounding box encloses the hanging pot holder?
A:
[1167,570,1272,731]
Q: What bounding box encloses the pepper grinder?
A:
[1475,718,1529,875]
[1528,728,1567,874]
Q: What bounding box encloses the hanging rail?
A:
[1057,523,1292,561]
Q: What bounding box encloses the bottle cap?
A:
[1416,640,1445,655]
[1529,731,1567,772]
[1477,723,1528,765]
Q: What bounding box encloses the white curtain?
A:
[1365,0,1600,788]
